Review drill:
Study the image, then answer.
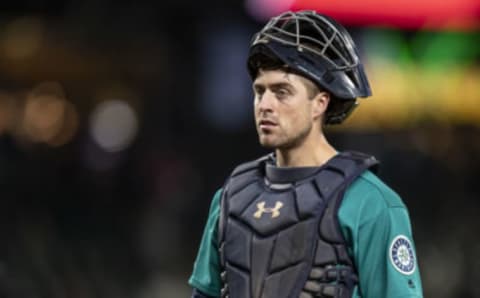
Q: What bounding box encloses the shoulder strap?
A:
[313,151,378,199]
[315,151,379,244]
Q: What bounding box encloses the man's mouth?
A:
[259,119,278,130]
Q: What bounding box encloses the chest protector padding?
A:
[218,152,378,298]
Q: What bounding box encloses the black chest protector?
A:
[218,151,379,298]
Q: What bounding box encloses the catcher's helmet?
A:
[248,11,371,124]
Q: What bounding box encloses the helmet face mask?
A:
[252,11,357,71]
[248,10,372,124]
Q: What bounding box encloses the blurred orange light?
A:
[24,95,64,141]
[0,92,17,135]
[19,82,79,147]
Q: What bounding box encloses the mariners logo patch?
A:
[390,235,416,275]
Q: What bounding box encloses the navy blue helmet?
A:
[248,11,372,124]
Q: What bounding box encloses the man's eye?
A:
[276,89,289,98]
[254,88,265,96]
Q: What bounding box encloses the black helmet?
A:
[247,10,371,124]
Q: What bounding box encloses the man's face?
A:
[253,69,319,150]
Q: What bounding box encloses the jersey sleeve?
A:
[188,189,223,297]
[355,205,423,297]
[340,172,424,298]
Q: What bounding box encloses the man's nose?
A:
[258,91,275,112]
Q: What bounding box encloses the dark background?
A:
[0,1,479,297]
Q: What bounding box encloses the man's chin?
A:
[259,143,276,149]
[258,137,280,149]
[259,135,301,151]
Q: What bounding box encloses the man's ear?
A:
[312,92,330,120]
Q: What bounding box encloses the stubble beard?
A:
[257,122,313,151]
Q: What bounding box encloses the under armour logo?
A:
[253,201,284,219]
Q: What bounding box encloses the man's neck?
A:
[275,133,337,168]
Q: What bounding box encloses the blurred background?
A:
[0,0,478,297]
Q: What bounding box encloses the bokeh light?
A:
[340,29,480,130]
[17,81,79,147]
[0,92,16,135]
[2,17,44,60]
[245,0,295,21]
[89,99,139,153]
[247,0,480,30]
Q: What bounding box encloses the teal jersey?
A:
[189,171,423,297]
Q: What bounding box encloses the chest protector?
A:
[218,151,378,298]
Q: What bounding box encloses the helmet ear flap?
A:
[325,99,358,125]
